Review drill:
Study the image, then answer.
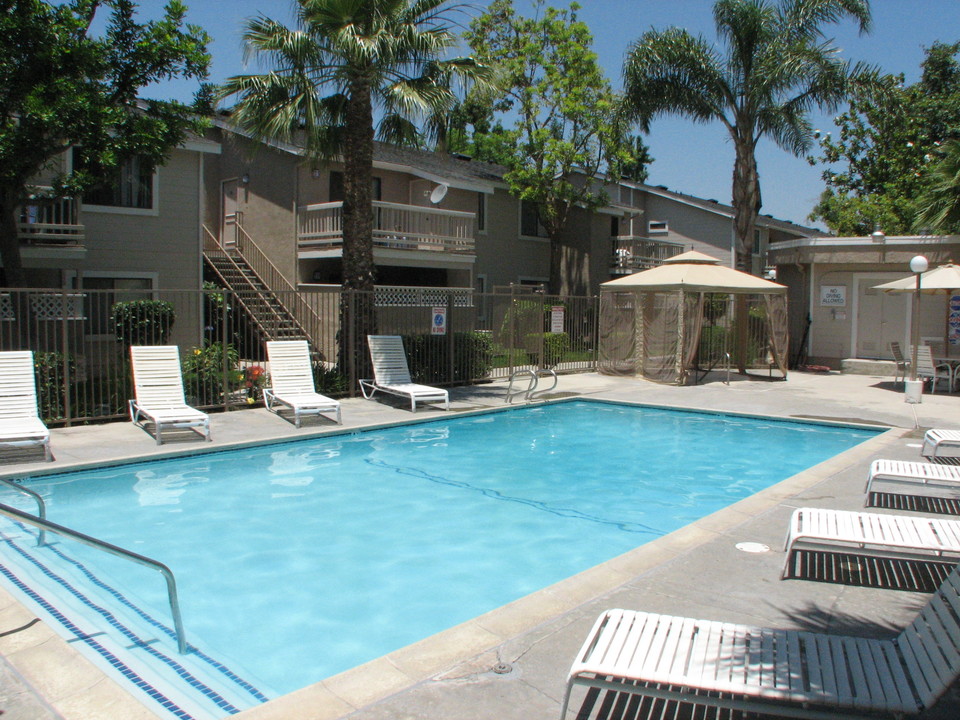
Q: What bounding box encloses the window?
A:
[477,192,486,233]
[74,150,155,210]
[648,220,668,235]
[520,200,548,238]
[71,275,155,339]
[610,215,620,237]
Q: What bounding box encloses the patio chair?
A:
[359,335,449,412]
[865,459,960,500]
[781,507,960,579]
[922,428,960,458]
[263,340,341,427]
[914,344,954,393]
[0,351,51,461]
[561,565,960,720]
[129,345,211,445]
[891,341,910,385]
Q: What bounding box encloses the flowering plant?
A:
[243,365,268,403]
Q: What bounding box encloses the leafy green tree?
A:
[0,0,210,287]
[915,139,960,233]
[219,0,488,296]
[623,0,872,273]
[466,0,640,294]
[809,41,960,234]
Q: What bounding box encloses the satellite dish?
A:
[429,184,448,204]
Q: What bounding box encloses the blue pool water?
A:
[0,401,878,715]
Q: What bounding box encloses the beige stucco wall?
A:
[645,196,733,265]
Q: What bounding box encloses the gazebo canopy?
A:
[598,250,789,385]
[602,250,787,294]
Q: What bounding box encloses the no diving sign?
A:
[431,307,447,335]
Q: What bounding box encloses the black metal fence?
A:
[0,286,599,425]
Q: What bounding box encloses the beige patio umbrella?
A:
[873,263,960,357]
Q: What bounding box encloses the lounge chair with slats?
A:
[781,507,960,578]
[865,459,960,501]
[0,351,51,461]
[129,345,211,445]
[359,335,449,412]
[922,429,960,458]
[561,566,960,720]
[264,340,341,427]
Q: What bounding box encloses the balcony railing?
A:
[17,190,85,245]
[611,236,686,274]
[298,201,475,255]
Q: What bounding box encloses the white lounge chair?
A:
[0,351,51,461]
[866,459,960,499]
[129,345,211,445]
[359,335,449,412]
[922,429,960,458]
[562,566,960,720]
[263,340,341,427]
[782,507,960,578]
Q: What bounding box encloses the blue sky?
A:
[145,0,960,231]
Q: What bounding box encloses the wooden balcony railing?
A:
[298,201,475,255]
[611,236,686,274]
[17,191,85,245]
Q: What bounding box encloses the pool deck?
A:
[2,369,960,719]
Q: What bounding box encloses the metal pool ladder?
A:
[0,501,189,654]
[506,368,558,403]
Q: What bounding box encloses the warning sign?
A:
[431,307,447,335]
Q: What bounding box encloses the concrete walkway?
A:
[2,369,960,719]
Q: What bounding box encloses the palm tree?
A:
[622,0,872,273]
[915,139,960,233]
[218,0,487,294]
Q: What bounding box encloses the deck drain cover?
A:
[492,662,512,674]
[735,542,770,553]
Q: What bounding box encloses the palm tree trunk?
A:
[731,134,761,274]
[338,76,377,381]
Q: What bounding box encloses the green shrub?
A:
[312,363,348,395]
[33,351,77,422]
[542,332,570,367]
[401,331,494,384]
[111,300,176,347]
[182,342,240,406]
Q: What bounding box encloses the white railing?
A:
[611,236,686,273]
[298,201,475,255]
[17,190,85,244]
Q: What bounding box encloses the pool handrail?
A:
[0,478,46,545]
[0,502,188,654]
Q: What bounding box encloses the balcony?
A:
[17,190,85,245]
[611,236,685,274]
[298,201,475,256]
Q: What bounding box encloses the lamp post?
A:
[908,254,929,389]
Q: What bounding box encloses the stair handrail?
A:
[0,502,188,654]
[202,227,283,340]
[227,224,326,344]
[506,369,537,403]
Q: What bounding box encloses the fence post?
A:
[222,290,230,413]
[60,292,72,426]
[347,291,357,397]
[446,290,455,385]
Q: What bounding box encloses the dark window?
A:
[74,149,154,209]
[329,172,381,202]
[610,216,620,237]
[520,200,547,237]
[477,192,486,232]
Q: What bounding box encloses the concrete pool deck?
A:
[2,369,960,719]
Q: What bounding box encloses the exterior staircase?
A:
[203,247,312,346]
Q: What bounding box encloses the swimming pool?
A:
[0,400,879,718]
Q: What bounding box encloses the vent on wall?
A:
[648,220,669,235]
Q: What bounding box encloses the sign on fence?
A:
[431,307,447,335]
[550,305,565,333]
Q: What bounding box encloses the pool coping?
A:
[0,396,900,720]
